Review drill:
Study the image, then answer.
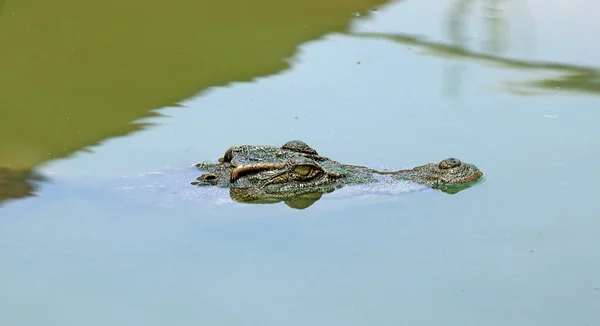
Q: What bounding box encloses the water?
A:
[2,0,600,325]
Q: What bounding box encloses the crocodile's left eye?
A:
[294,165,313,176]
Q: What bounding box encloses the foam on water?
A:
[33,164,437,212]
[100,167,432,210]
[90,166,237,209]
[321,174,431,207]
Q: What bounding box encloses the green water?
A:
[2,0,600,325]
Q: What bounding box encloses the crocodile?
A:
[192,140,484,209]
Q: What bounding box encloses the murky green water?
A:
[2,0,600,325]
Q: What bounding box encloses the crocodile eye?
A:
[220,147,233,163]
[294,165,313,176]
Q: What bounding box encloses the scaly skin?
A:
[193,140,484,208]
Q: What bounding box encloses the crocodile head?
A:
[225,156,345,207]
[192,140,484,208]
[229,157,343,191]
[193,141,344,208]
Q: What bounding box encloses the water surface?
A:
[2,0,600,325]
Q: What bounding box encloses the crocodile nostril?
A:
[439,158,462,169]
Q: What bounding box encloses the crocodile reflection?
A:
[193,140,484,209]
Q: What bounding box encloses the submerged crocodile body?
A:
[193,140,484,209]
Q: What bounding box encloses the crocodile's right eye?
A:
[294,165,313,176]
[220,147,234,163]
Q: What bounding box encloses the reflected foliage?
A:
[351,31,600,96]
[517,72,600,95]
[230,178,482,209]
[350,0,600,96]
[0,0,388,170]
[0,168,48,207]
[446,0,509,54]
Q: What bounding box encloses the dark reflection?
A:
[350,31,600,96]
[433,176,485,195]
[349,0,599,96]
[230,188,332,210]
[193,141,484,210]
[0,0,389,177]
[0,168,48,207]
[229,178,481,209]
[447,0,472,49]
[523,72,600,94]
[482,0,508,54]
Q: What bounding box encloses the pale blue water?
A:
[2,0,600,325]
